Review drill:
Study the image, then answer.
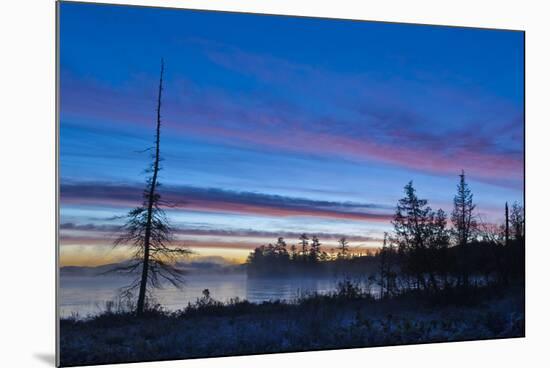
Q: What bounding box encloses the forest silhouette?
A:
[246,176,525,295]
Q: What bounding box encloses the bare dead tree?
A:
[505,202,510,247]
[113,59,191,316]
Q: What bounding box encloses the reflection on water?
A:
[246,276,343,301]
[59,272,376,318]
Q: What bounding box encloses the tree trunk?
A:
[136,59,164,316]
[505,202,510,247]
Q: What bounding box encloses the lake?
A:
[59,272,379,318]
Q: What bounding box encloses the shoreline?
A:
[60,283,524,366]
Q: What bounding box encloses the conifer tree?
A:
[114,59,191,316]
[451,170,477,287]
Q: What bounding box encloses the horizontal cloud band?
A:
[60,182,393,222]
[60,222,381,243]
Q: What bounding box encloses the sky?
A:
[58,2,524,266]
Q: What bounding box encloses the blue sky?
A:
[58,2,524,266]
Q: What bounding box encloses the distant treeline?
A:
[246,234,379,276]
[246,172,525,294]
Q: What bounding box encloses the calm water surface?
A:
[60,272,375,318]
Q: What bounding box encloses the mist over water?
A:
[59,272,378,318]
